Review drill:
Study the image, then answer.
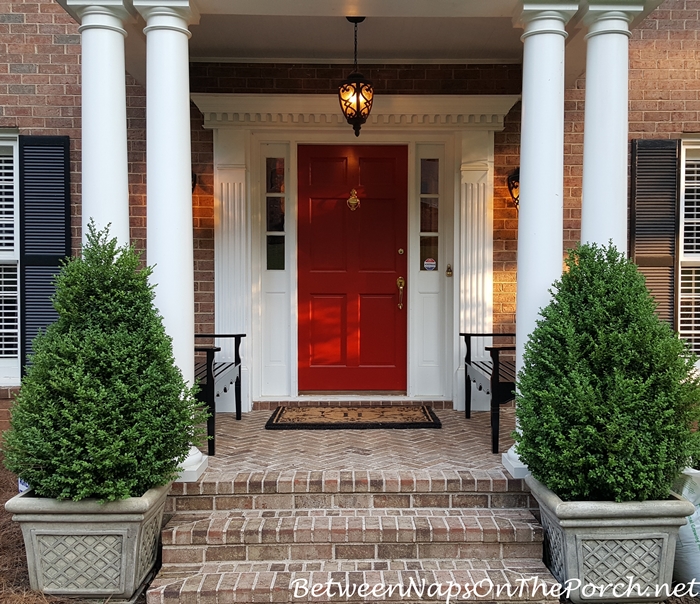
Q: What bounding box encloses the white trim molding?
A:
[192,94,520,132]
[194,94,519,408]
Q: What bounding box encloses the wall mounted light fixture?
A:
[507,167,520,211]
[338,17,374,137]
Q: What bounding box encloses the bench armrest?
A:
[195,345,222,353]
[460,333,515,365]
[195,333,246,365]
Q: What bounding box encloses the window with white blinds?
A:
[0,142,19,360]
[0,150,15,253]
[680,145,700,354]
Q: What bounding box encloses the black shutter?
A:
[630,139,680,327]
[19,136,71,370]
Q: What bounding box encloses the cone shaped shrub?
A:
[2,224,206,501]
[514,243,700,502]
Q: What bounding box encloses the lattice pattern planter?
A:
[4,484,169,600]
[526,475,694,603]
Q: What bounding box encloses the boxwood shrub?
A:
[515,243,700,502]
[2,225,206,501]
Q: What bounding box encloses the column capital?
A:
[133,0,200,28]
[581,1,645,37]
[66,0,136,32]
[514,1,578,32]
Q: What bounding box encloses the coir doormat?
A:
[264,405,441,430]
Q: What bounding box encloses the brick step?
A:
[147,559,560,603]
[166,469,534,513]
[160,508,543,564]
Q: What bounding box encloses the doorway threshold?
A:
[299,391,407,396]
[252,398,454,410]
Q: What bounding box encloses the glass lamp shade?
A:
[338,72,374,137]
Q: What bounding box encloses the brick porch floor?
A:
[203,407,516,474]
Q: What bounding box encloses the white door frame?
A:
[192,93,519,411]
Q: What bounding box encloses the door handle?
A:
[397,276,406,310]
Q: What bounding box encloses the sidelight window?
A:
[419,158,439,271]
[265,157,285,270]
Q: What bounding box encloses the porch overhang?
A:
[191,94,521,132]
[57,0,665,87]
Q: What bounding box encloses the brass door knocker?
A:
[347,189,360,211]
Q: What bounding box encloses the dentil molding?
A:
[191,93,520,131]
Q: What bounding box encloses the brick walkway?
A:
[205,408,515,474]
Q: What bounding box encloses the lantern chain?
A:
[354,21,358,72]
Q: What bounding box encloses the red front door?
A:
[298,145,408,392]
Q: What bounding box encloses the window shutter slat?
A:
[22,266,60,359]
[630,139,680,327]
[19,136,71,370]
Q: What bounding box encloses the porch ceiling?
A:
[189,15,522,64]
[59,0,666,86]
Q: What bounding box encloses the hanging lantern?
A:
[338,17,374,137]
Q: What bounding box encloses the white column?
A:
[581,3,643,251]
[134,0,198,385]
[68,1,132,246]
[505,3,576,478]
[515,4,575,373]
[135,1,205,481]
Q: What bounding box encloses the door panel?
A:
[359,295,397,366]
[309,198,347,271]
[298,145,408,391]
[358,199,395,271]
[309,295,347,366]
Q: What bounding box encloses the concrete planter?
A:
[526,475,694,604]
[5,483,169,600]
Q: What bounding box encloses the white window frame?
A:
[0,131,21,384]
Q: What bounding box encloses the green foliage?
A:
[2,224,206,501]
[514,243,700,502]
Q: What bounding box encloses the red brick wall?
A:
[568,0,700,241]
[3,0,697,342]
[0,0,216,333]
[0,0,82,252]
[490,0,700,332]
[493,105,521,333]
[127,77,147,253]
[189,63,522,95]
[0,388,19,433]
[191,107,214,333]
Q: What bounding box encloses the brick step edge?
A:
[161,540,544,565]
[162,509,542,546]
[147,563,560,603]
[169,469,528,497]
[170,469,530,507]
[167,491,535,513]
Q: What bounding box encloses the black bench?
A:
[460,332,516,454]
[194,333,245,456]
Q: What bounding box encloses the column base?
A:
[176,445,208,482]
[502,444,529,479]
